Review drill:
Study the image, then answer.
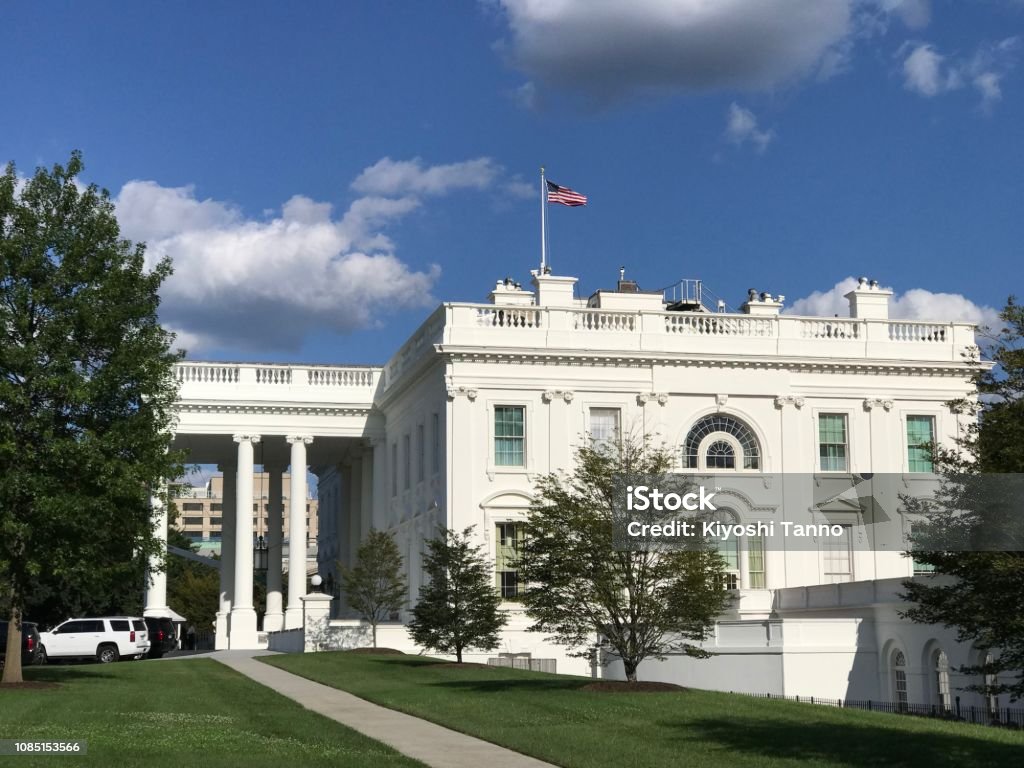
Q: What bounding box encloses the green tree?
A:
[166,527,220,635]
[516,434,732,683]
[341,529,407,648]
[408,527,506,663]
[0,153,181,683]
[903,297,1024,701]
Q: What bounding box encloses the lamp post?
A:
[254,535,268,573]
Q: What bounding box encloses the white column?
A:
[215,462,236,649]
[348,454,363,568]
[144,487,170,617]
[360,447,373,540]
[285,435,313,629]
[264,465,285,632]
[230,434,260,648]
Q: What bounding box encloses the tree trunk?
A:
[371,622,377,649]
[2,605,24,685]
[456,646,463,663]
[624,659,638,684]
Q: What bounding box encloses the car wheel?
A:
[37,646,47,665]
[96,644,119,664]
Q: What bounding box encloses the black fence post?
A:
[868,700,872,711]
[955,695,961,719]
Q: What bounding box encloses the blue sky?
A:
[3,1,1021,364]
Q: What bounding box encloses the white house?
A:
[151,268,1010,715]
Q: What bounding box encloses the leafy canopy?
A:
[341,529,407,648]
[408,527,507,663]
[516,433,732,682]
[0,152,182,682]
[903,297,1024,701]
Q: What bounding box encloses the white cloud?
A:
[725,104,774,152]
[785,277,1000,327]
[351,157,503,196]
[902,43,946,95]
[116,156,532,354]
[495,1,926,103]
[899,37,1019,110]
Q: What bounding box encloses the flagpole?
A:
[540,166,547,273]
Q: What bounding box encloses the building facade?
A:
[149,269,1009,713]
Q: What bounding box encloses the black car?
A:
[144,616,178,658]
[0,620,43,671]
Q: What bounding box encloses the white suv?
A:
[39,617,150,663]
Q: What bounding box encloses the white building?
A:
[150,268,1009,715]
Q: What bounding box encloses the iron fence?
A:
[740,691,1023,729]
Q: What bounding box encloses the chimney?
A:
[844,277,892,319]
[741,288,785,316]
[530,270,578,307]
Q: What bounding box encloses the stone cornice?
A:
[174,402,373,418]
[436,345,975,377]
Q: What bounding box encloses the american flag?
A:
[546,180,587,206]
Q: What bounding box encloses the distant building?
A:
[170,473,318,560]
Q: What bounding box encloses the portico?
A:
[145,363,384,649]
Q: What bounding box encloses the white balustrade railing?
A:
[255,367,292,384]
[308,367,376,387]
[574,310,636,332]
[475,307,543,329]
[175,364,239,384]
[797,319,862,340]
[664,314,775,337]
[888,321,949,342]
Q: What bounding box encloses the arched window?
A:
[893,650,908,709]
[683,415,761,470]
[705,440,735,469]
[934,649,951,710]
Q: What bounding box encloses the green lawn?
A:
[0,659,424,768]
[264,652,1024,768]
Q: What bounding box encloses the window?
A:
[907,415,935,473]
[211,503,222,511]
[705,440,735,469]
[182,502,204,511]
[823,524,853,583]
[209,517,222,526]
[748,535,766,589]
[391,442,398,496]
[403,434,411,490]
[494,406,526,466]
[432,412,441,474]
[417,424,425,483]
[984,653,998,717]
[683,414,760,470]
[495,523,524,599]
[589,408,620,454]
[893,650,908,709]
[912,557,935,575]
[707,511,739,589]
[182,516,204,526]
[109,620,129,632]
[934,649,951,710]
[818,414,849,472]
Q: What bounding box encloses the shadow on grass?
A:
[427,677,587,694]
[22,666,118,684]
[676,716,1020,767]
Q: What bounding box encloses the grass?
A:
[0,659,424,768]
[264,652,1024,768]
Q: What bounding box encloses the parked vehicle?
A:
[0,620,43,671]
[38,617,150,663]
[144,616,178,658]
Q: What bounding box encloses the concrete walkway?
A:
[217,655,557,768]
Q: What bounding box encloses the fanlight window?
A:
[893,650,908,708]
[683,415,761,470]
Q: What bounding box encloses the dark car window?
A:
[132,619,146,631]
[110,620,129,632]
[88,620,106,632]
[57,621,90,634]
